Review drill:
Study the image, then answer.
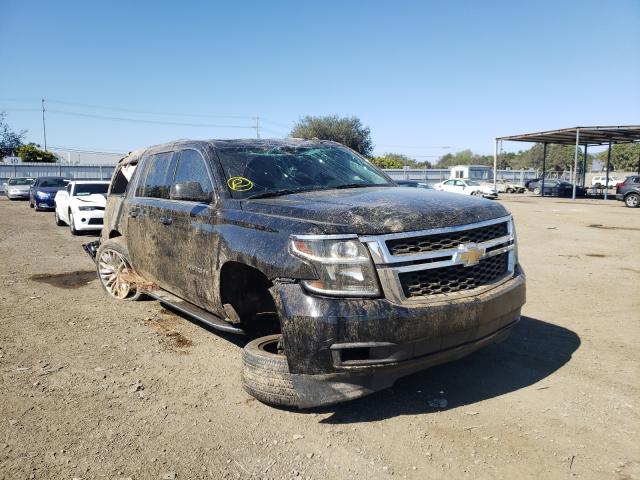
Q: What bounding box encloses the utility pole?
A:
[255,116,260,139]
[41,98,48,151]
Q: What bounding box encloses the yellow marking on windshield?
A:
[227,176,254,191]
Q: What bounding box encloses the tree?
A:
[597,143,640,172]
[370,153,407,169]
[502,143,585,172]
[290,115,373,157]
[0,112,26,158]
[370,152,432,169]
[16,143,58,163]
[435,149,493,168]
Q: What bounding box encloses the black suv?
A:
[88,139,526,408]
[616,175,640,208]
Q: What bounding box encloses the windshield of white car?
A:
[216,145,393,199]
[8,178,33,185]
[74,184,109,196]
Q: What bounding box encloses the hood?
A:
[73,194,107,207]
[8,184,30,191]
[35,186,66,194]
[241,186,508,235]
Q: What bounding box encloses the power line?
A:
[44,109,256,129]
[376,144,451,149]
[49,145,126,156]
[45,98,257,120]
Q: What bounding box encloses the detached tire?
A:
[242,334,299,407]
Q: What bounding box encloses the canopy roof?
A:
[497,125,640,146]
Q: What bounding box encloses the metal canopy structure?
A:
[493,125,640,200]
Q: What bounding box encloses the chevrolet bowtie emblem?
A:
[455,243,485,267]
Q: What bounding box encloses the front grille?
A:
[399,252,509,297]
[386,221,508,256]
[88,218,103,225]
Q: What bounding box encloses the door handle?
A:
[160,217,173,225]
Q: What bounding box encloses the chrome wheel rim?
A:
[98,249,136,299]
[627,195,639,207]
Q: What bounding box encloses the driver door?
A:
[157,148,219,311]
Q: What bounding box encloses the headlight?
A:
[36,191,49,198]
[290,235,380,297]
[78,206,96,211]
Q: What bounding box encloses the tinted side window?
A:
[136,152,176,198]
[173,150,213,195]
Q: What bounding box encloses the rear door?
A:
[158,148,219,310]
[126,151,177,286]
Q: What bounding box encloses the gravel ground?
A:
[0,195,638,480]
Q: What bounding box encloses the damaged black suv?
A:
[88,139,526,408]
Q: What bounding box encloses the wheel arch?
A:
[219,261,280,338]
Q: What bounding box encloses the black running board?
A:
[146,289,245,335]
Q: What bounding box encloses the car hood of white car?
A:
[71,194,107,208]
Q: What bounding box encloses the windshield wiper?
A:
[333,183,376,189]
[244,188,318,200]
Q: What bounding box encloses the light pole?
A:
[41,98,47,151]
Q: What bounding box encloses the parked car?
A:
[532,179,587,197]
[616,175,640,208]
[496,179,525,194]
[591,175,623,188]
[29,177,69,210]
[3,177,35,199]
[85,139,525,408]
[395,180,432,189]
[433,178,498,199]
[54,181,110,234]
[524,178,541,191]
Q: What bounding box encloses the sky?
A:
[1,0,639,164]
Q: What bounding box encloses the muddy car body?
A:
[90,139,526,408]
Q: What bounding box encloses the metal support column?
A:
[582,145,588,187]
[493,139,498,191]
[604,141,612,201]
[541,143,547,196]
[572,129,580,200]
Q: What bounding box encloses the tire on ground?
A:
[625,193,640,208]
[96,237,143,301]
[242,334,299,407]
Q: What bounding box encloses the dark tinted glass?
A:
[74,183,108,196]
[173,150,213,194]
[39,178,66,188]
[137,152,176,198]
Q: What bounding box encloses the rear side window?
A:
[173,150,213,195]
[136,152,176,198]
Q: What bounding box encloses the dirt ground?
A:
[0,195,638,480]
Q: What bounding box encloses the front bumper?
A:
[72,210,104,231]
[35,197,55,209]
[274,268,525,408]
[7,191,29,199]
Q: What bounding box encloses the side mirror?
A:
[170,181,212,203]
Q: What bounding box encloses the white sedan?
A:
[433,179,498,199]
[54,181,110,235]
[591,175,622,188]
